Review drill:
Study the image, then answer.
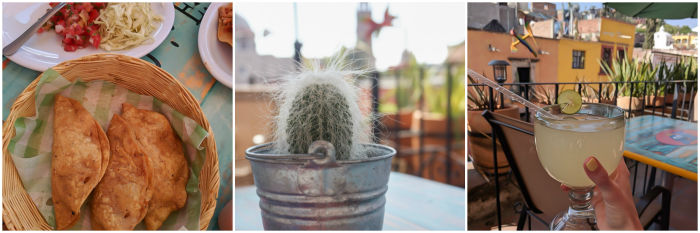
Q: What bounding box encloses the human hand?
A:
[561,157,644,230]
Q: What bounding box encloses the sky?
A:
[550,2,698,28]
[235,2,465,71]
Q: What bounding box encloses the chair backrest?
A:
[482,110,570,222]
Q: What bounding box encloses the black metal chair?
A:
[482,110,672,230]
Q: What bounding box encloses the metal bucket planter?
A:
[245,140,396,230]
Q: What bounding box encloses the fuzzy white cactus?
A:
[268,50,378,160]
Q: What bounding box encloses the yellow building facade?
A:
[672,33,697,48]
[467,18,637,85]
[557,18,636,83]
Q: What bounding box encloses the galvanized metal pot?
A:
[245,140,396,230]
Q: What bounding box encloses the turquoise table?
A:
[624,115,697,182]
[624,115,697,200]
[2,3,232,230]
[235,172,466,230]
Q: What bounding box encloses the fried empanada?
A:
[121,103,189,230]
[90,114,153,230]
[51,95,110,230]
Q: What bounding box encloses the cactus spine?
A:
[270,51,376,160]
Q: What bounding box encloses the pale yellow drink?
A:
[534,113,625,188]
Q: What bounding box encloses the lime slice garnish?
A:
[558,90,582,115]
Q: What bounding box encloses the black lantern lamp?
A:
[488,60,510,109]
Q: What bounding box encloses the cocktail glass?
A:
[534,103,626,230]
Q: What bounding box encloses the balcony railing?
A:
[469,80,697,121]
[375,64,466,187]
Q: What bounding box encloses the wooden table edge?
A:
[623,150,698,181]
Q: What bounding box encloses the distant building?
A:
[235,13,295,84]
[653,26,674,50]
[468,2,636,84]
[633,48,698,67]
[467,2,524,34]
[672,33,698,49]
[527,2,557,18]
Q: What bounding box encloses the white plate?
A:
[2,3,175,71]
[198,2,232,88]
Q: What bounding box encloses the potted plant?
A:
[599,83,617,105]
[643,61,668,107]
[246,51,395,230]
[599,55,657,114]
[571,77,616,105]
[645,75,665,106]
[379,58,422,132]
[466,72,518,174]
[662,56,697,104]
[408,64,468,182]
[576,78,593,102]
[528,85,555,122]
[644,62,668,107]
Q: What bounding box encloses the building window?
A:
[572,50,585,69]
[617,48,626,62]
[601,46,613,73]
[676,39,681,43]
[683,39,688,44]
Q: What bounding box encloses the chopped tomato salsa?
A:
[39,3,107,51]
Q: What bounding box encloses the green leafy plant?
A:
[599,55,658,98]
[573,77,615,101]
[574,77,600,101]
[378,54,423,113]
[530,85,556,105]
[600,83,615,101]
[662,56,698,94]
[648,61,670,97]
[467,71,498,111]
[426,64,465,118]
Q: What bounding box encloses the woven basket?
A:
[1,54,220,230]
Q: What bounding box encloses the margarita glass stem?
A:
[551,187,598,230]
[568,187,595,219]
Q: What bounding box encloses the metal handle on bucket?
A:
[298,141,347,196]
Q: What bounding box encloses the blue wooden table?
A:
[624,115,697,181]
[624,115,697,201]
[2,3,232,230]
[235,172,466,230]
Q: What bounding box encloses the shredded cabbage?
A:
[93,3,164,51]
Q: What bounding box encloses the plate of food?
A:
[198,2,232,88]
[2,2,175,71]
